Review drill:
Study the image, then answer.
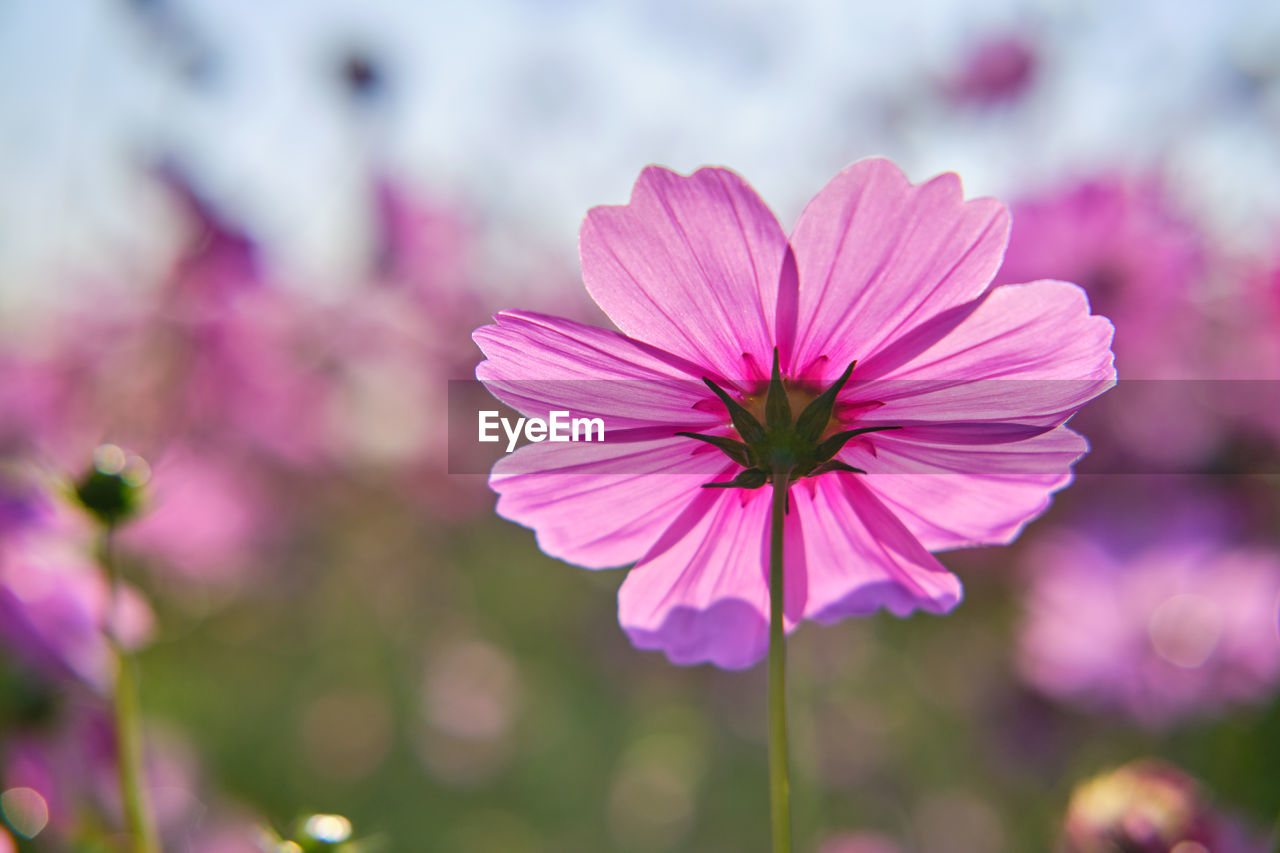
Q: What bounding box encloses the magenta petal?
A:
[579,166,790,381]
[852,280,1116,433]
[789,159,1009,382]
[775,246,800,370]
[793,475,962,622]
[491,435,733,570]
[619,487,802,670]
[474,310,722,430]
[857,426,1087,550]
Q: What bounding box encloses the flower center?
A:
[741,385,819,431]
[676,350,898,490]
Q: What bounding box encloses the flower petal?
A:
[792,474,963,622]
[474,310,722,430]
[580,166,790,382]
[789,158,1009,381]
[619,486,806,669]
[491,434,733,570]
[852,426,1088,550]
[849,280,1116,436]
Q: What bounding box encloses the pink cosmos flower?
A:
[373,176,481,318]
[1192,249,1280,449]
[993,175,1215,468]
[118,447,272,583]
[1061,760,1266,853]
[0,469,153,691]
[994,174,1203,379]
[945,35,1038,107]
[1,704,254,851]
[1017,523,1280,727]
[473,159,1115,669]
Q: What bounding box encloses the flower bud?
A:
[73,445,150,526]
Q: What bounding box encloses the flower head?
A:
[993,174,1203,379]
[474,159,1115,668]
[1017,520,1280,727]
[1061,760,1265,853]
[945,35,1038,107]
[0,466,153,690]
[0,705,245,849]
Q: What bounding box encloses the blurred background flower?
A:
[1017,500,1280,727]
[2,0,1280,850]
[1060,759,1266,853]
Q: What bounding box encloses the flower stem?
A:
[768,469,792,853]
[102,527,161,853]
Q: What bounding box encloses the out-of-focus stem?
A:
[768,469,792,853]
[102,528,161,853]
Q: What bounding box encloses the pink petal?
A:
[120,450,265,582]
[789,159,1009,381]
[491,435,733,570]
[853,427,1087,550]
[579,166,790,382]
[110,584,156,651]
[850,280,1116,435]
[618,486,806,670]
[474,310,722,430]
[792,474,962,622]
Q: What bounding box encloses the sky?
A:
[1,0,1278,318]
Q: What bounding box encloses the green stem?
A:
[768,468,792,853]
[102,528,161,853]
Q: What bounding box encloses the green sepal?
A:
[702,468,769,489]
[794,360,856,444]
[702,377,767,445]
[675,432,754,468]
[813,425,901,462]
[764,349,791,431]
[811,460,866,477]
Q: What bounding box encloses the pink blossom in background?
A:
[994,174,1222,468]
[158,166,264,307]
[170,171,500,497]
[373,176,484,322]
[994,175,1203,378]
[0,308,149,470]
[1017,525,1280,727]
[119,447,273,583]
[154,179,334,468]
[376,174,604,329]
[945,35,1038,106]
[0,358,72,457]
[0,470,153,691]
[0,166,548,522]
[1195,250,1280,446]
[78,712,204,842]
[316,284,452,470]
[0,704,258,851]
[1061,760,1266,853]
[474,159,1115,668]
[0,172,331,472]
[0,364,280,586]
[1214,253,1280,379]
